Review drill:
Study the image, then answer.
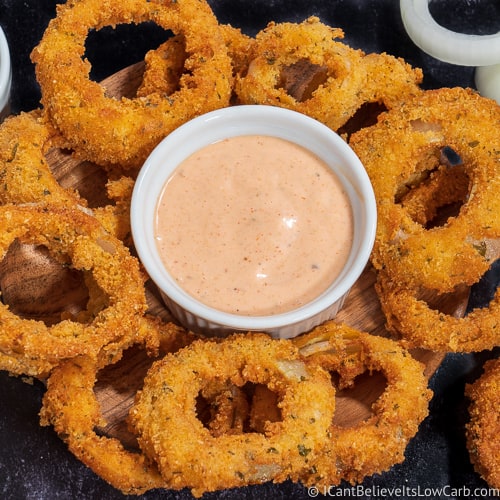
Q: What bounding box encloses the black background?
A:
[0,1,499,499]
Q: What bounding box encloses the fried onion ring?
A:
[0,111,135,243]
[0,110,81,206]
[40,317,192,495]
[137,24,255,99]
[375,269,500,352]
[235,17,367,131]
[349,87,500,293]
[0,204,147,377]
[31,0,233,170]
[465,357,500,489]
[294,322,432,486]
[235,17,422,133]
[129,333,335,497]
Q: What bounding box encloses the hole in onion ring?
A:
[94,345,155,451]
[338,101,388,139]
[277,58,329,102]
[332,370,387,427]
[195,382,284,436]
[85,22,172,81]
[395,146,470,228]
[429,0,500,37]
[0,240,90,326]
[417,284,471,317]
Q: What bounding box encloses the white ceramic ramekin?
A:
[131,105,376,339]
[0,26,11,121]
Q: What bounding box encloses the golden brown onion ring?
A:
[465,357,500,489]
[0,110,82,206]
[350,87,500,293]
[40,317,192,495]
[31,0,233,170]
[375,269,500,352]
[0,204,147,377]
[0,111,134,243]
[136,35,187,98]
[235,17,422,132]
[235,17,366,130]
[294,322,432,486]
[129,333,335,497]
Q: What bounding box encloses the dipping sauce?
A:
[155,135,353,316]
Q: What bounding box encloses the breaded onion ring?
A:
[92,176,135,245]
[40,318,193,495]
[349,87,500,293]
[137,25,255,99]
[0,204,147,377]
[235,17,367,130]
[465,358,500,489]
[0,110,81,206]
[220,24,258,79]
[31,0,233,170]
[357,52,423,112]
[130,333,335,497]
[235,17,422,133]
[0,111,134,243]
[375,269,500,352]
[294,322,432,486]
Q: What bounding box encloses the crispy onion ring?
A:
[235,17,367,131]
[0,204,147,377]
[31,0,233,170]
[349,87,500,293]
[235,17,422,133]
[0,110,135,242]
[40,318,193,495]
[129,333,335,497]
[465,358,500,490]
[91,176,135,245]
[375,269,500,352]
[0,111,81,206]
[137,24,255,99]
[294,322,432,486]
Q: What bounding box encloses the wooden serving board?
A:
[2,63,469,448]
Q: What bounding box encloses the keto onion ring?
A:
[129,333,336,497]
[235,17,422,133]
[0,203,147,378]
[235,17,367,131]
[137,24,256,99]
[465,357,500,489]
[294,322,432,486]
[349,87,500,293]
[40,317,193,496]
[0,110,82,206]
[375,268,500,352]
[31,0,233,170]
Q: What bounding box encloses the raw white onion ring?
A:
[400,0,500,103]
[400,0,500,66]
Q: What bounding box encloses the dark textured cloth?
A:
[0,1,499,499]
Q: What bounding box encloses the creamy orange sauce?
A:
[155,135,353,315]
